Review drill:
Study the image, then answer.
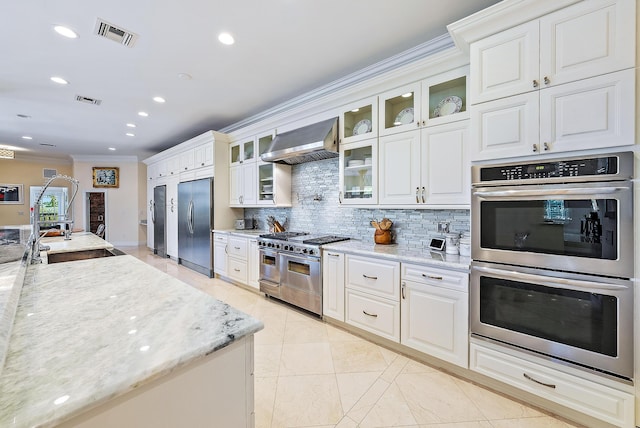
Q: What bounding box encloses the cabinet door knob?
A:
[532,80,539,88]
[421,186,426,203]
[543,142,550,151]
[416,121,420,128]
[532,144,539,152]
[543,76,550,85]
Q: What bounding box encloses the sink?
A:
[47,248,124,264]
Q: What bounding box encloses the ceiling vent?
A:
[43,168,57,178]
[76,95,102,106]
[94,19,138,47]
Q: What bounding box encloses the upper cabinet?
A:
[257,131,275,159]
[471,0,635,104]
[379,83,421,136]
[339,138,377,205]
[230,138,256,166]
[469,0,636,161]
[340,97,378,144]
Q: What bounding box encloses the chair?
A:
[96,224,105,238]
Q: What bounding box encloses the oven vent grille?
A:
[94,19,138,47]
[43,168,57,178]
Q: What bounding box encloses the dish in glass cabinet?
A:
[352,119,372,136]
[394,107,414,125]
[433,95,462,117]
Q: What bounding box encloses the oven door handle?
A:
[473,265,629,291]
[473,187,626,198]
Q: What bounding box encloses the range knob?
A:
[302,248,308,254]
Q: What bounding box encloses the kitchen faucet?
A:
[29,174,80,264]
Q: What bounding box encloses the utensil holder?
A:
[374,229,392,245]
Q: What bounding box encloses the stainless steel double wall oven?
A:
[470,152,634,380]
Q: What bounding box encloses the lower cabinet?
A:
[227,236,248,284]
[322,250,345,321]
[213,233,228,277]
[247,239,259,290]
[470,342,635,428]
[346,289,400,342]
[400,263,469,368]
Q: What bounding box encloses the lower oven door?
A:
[259,249,280,297]
[279,253,322,315]
[470,261,633,380]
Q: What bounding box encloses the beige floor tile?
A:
[380,354,409,383]
[254,314,286,345]
[401,359,439,374]
[255,376,277,428]
[395,371,485,424]
[330,340,391,373]
[283,315,329,344]
[279,342,335,375]
[489,416,582,428]
[326,323,365,343]
[271,374,343,427]
[453,378,544,420]
[335,416,360,428]
[336,371,382,413]
[418,422,493,428]
[347,378,391,423]
[255,344,282,377]
[359,382,419,427]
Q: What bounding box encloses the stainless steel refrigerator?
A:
[153,184,167,258]
[178,178,214,277]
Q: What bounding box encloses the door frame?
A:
[84,190,108,239]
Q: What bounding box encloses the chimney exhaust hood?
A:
[260,117,338,165]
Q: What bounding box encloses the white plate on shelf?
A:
[433,96,462,117]
[348,159,365,167]
[394,107,414,125]
[352,119,372,136]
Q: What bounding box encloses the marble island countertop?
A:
[39,231,114,254]
[0,254,263,428]
[322,240,471,271]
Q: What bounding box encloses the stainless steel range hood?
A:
[260,117,338,165]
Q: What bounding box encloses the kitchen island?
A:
[0,238,263,427]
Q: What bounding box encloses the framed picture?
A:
[92,167,119,188]
[0,184,24,204]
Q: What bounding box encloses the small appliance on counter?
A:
[234,218,255,230]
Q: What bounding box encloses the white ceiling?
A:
[0,0,500,161]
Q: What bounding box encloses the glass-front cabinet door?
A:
[258,163,275,204]
[378,82,421,137]
[422,66,469,127]
[339,138,377,205]
[340,97,378,144]
[230,138,256,166]
[257,131,274,160]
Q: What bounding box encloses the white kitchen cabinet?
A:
[379,121,470,207]
[400,263,469,368]
[166,155,180,177]
[345,255,400,342]
[247,238,259,290]
[227,235,248,284]
[339,138,377,205]
[179,149,195,172]
[471,69,635,160]
[146,179,154,249]
[470,342,634,428]
[257,131,275,159]
[322,250,345,321]
[229,163,257,207]
[257,162,292,206]
[379,83,421,136]
[339,97,378,144]
[470,0,635,105]
[213,233,228,277]
[230,138,256,167]
[193,142,214,169]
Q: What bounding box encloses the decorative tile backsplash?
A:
[245,158,470,249]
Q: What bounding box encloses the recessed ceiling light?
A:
[137,111,148,117]
[108,147,116,151]
[21,136,33,140]
[126,123,136,128]
[126,133,135,137]
[53,25,78,39]
[50,76,69,85]
[153,96,165,103]
[351,108,360,113]
[218,32,235,45]
[401,92,413,98]
[177,73,192,80]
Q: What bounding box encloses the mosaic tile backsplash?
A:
[245,158,470,249]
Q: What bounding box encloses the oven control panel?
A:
[478,155,620,182]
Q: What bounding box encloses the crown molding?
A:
[13,152,73,165]
[220,33,455,134]
[70,154,140,163]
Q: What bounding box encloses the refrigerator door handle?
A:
[151,201,155,223]
[188,200,195,234]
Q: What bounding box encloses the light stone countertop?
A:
[0,254,263,428]
[39,231,114,254]
[212,229,269,239]
[322,240,471,272]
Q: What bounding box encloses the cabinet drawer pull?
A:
[234,246,241,250]
[363,274,378,280]
[362,310,378,318]
[401,281,406,299]
[523,373,556,389]
[422,274,442,280]
[234,268,241,272]
[328,253,340,257]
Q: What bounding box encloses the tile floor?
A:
[120,245,582,428]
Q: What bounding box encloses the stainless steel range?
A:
[258,232,349,316]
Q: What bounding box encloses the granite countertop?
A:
[322,240,471,272]
[0,254,263,428]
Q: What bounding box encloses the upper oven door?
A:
[472,180,633,278]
